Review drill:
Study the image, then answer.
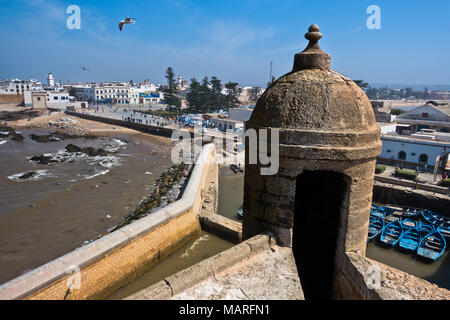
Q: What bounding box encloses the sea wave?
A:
[83,169,110,180]
[104,139,127,153]
[7,170,53,182]
[180,234,209,258]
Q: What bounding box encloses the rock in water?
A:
[65,143,82,153]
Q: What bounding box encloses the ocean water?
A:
[0,129,173,284]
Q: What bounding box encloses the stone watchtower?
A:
[242,25,381,299]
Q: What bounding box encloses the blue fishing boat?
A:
[401,219,418,230]
[385,213,402,224]
[419,222,435,237]
[428,210,450,227]
[384,205,403,215]
[380,221,403,247]
[417,232,446,261]
[437,227,450,248]
[402,207,421,220]
[370,209,385,219]
[367,217,384,242]
[398,228,421,252]
[421,210,450,228]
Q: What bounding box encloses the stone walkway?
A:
[172,246,303,300]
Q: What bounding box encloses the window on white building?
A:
[398,151,407,161]
[419,154,428,164]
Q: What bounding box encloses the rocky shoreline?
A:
[109,162,190,233]
[29,131,97,143]
[0,125,24,141]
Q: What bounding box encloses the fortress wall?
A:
[64,111,187,138]
[0,144,217,300]
[374,175,449,195]
[334,252,450,300]
[373,181,450,216]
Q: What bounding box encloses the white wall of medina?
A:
[380,136,450,165]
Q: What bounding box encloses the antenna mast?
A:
[269,61,273,84]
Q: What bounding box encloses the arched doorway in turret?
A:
[293,170,350,300]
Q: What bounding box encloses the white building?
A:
[69,86,95,103]
[378,134,450,169]
[0,79,43,95]
[396,101,450,133]
[45,90,72,108]
[47,73,55,87]
[177,75,189,91]
[95,84,130,104]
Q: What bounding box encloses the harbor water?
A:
[216,168,450,291]
[366,234,450,290]
[107,230,234,299]
[217,166,244,222]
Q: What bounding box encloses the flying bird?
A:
[80,66,90,71]
[119,17,136,31]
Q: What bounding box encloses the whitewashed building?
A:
[379,134,450,169]
[0,79,43,95]
[94,84,130,104]
[69,86,95,103]
[396,102,450,133]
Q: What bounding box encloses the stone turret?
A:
[242,24,381,299]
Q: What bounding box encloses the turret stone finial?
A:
[292,24,330,72]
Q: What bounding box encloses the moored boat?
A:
[380,221,403,247]
[437,227,450,248]
[384,205,403,215]
[419,222,435,237]
[398,228,421,252]
[402,208,421,220]
[370,209,385,219]
[385,213,402,224]
[421,210,450,228]
[367,217,384,242]
[401,219,418,230]
[417,232,446,261]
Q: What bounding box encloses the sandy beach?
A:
[6,110,141,136]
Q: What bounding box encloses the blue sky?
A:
[0,0,449,87]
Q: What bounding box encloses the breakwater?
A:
[65,111,192,138]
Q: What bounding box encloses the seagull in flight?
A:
[119,17,136,31]
[80,66,90,71]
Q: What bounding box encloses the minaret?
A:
[47,73,55,87]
